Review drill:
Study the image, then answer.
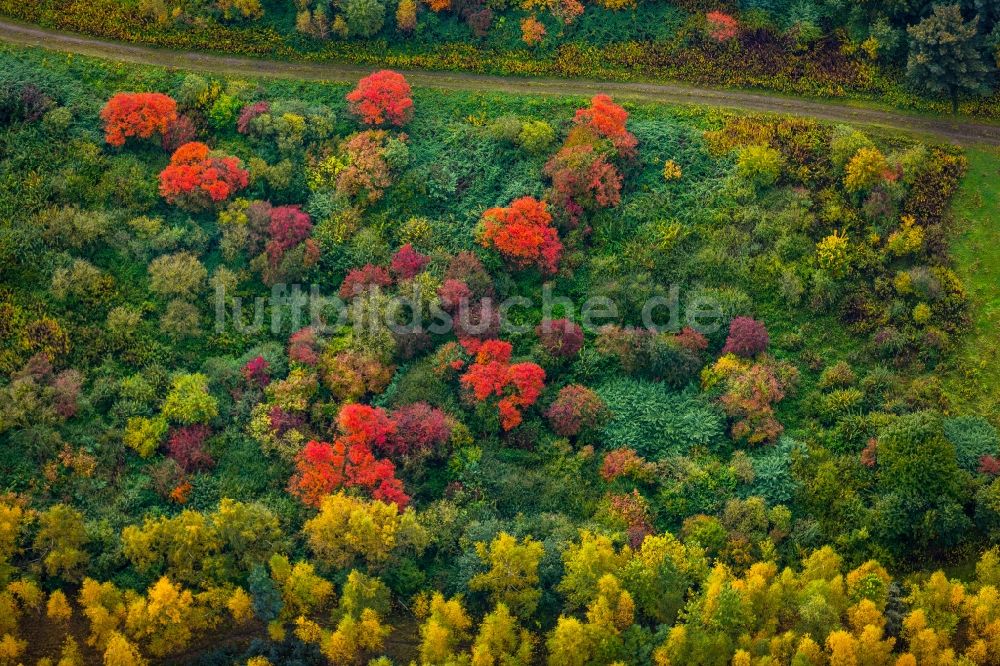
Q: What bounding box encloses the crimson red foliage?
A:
[243,356,271,388]
[346,70,414,127]
[535,319,584,357]
[572,94,637,158]
[266,205,313,267]
[158,142,248,210]
[237,101,270,134]
[460,340,546,430]
[391,243,429,279]
[289,327,321,366]
[722,316,770,357]
[339,264,393,300]
[437,279,473,313]
[168,425,214,472]
[480,197,562,275]
[386,402,452,456]
[546,384,608,438]
[675,326,709,353]
[100,92,178,147]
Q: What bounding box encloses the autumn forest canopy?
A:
[0,30,999,666]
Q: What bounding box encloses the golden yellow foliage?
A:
[47,589,72,623]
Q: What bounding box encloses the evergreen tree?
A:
[907,4,990,113]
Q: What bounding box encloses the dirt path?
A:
[2,18,1000,146]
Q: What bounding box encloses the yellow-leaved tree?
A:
[469,532,544,621]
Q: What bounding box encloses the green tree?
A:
[876,411,970,553]
[344,0,385,37]
[907,4,990,113]
[161,373,218,424]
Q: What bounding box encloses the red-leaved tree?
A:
[546,384,608,438]
[168,425,214,472]
[459,339,545,430]
[480,196,562,275]
[722,316,769,357]
[100,92,178,147]
[159,142,249,210]
[386,402,453,456]
[544,144,623,218]
[391,243,430,280]
[572,94,637,158]
[339,264,393,300]
[288,403,409,508]
[536,319,584,358]
[289,327,322,366]
[243,356,271,388]
[706,11,739,42]
[266,205,314,267]
[346,70,414,127]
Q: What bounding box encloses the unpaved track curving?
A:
[2,18,1000,146]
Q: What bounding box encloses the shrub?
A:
[346,70,413,127]
[844,147,889,193]
[572,94,637,157]
[100,92,177,147]
[460,340,546,430]
[479,197,562,275]
[396,0,417,31]
[517,119,555,153]
[546,384,609,439]
[168,425,214,472]
[596,377,724,458]
[536,319,584,358]
[521,16,546,45]
[736,145,782,188]
[344,0,386,37]
[124,416,169,458]
[387,403,453,456]
[148,252,208,300]
[544,144,623,216]
[721,317,769,357]
[391,243,429,280]
[161,373,218,425]
[706,11,739,42]
[159,142,249,210]
[340,264,393,299]
[289,405,408,508]
[943,416,1000,473]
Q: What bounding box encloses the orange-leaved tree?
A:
[100,92,178,147]
[479,196,562,275]
[158,142,249,210]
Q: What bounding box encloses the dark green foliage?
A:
[596,378,726,458]
[743,436,801,505]
[943,415,1000,472]
[875,411,970,552]
[907,4,991,113]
